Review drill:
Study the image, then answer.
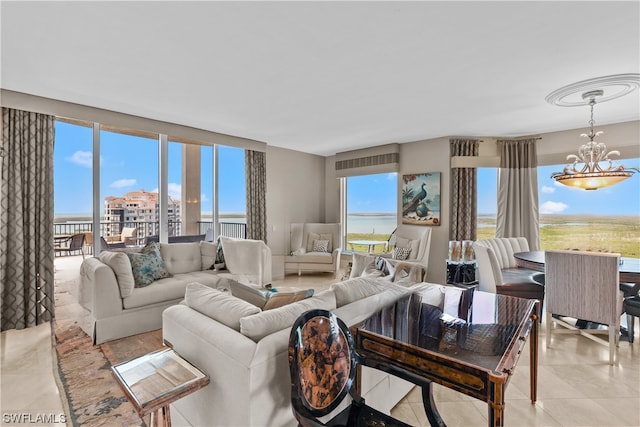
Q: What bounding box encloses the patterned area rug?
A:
[53,322,163,427]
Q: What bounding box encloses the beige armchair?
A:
[545,250,623,365]
[385,224,432,272]
[284,223,340,276]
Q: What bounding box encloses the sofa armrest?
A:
[79,257,125,319]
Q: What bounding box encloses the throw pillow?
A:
[330,276,390,307]
[305,232,333,253]
[98,251,136,298]
[215,237,226,270]
[312,239,330,253]
[185,282,261,331]
[200,241,217,270]
[349,253,377,278]
[125,242,169,287]
[239,290,336,341]
[396,236,420,260]
[392,246,411,260]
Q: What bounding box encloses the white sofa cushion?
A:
[239,290,336,341]
[99,251,136,298]
[331,276,400,307]
[185,283,261,331]
[160,242,202,274]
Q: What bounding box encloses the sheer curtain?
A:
[496,138,540,250]
[450,138,479,241]
[1,107,55,331]
[245,150,267,242]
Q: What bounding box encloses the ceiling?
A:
[2,1,639,156]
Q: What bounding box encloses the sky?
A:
[54,121,245,215]
[55,120,640,217]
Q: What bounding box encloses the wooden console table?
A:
[352,289,539,427]
[111,348,209,427]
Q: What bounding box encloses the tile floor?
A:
[1,255,639,426]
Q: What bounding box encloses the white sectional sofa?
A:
[162,276,424,427]
[79,238,271,344]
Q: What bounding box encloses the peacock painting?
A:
[401,172,441,226]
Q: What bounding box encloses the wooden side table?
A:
[111,348,209,427]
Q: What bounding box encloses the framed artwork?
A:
[401,172,441,226]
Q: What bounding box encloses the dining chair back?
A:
[288,309,411,427]
[545,250,623,364]
[54,233,86,259]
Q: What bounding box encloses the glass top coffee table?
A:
[111,348,209,427]
[352,287,539,427]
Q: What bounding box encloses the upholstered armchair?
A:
[384,224,432,272]
[284,223,341,276]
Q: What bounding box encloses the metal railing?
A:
[54,221,247,241]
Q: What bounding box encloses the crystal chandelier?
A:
[546,74,639,191]
[551,90,636,190]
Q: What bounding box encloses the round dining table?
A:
[514,250,640,285]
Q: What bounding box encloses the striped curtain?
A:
[245,150,267,242]
[1,108,55,331]
[496,138,540,250]
[450,139,479,241]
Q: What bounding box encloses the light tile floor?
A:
[1,255,639,426]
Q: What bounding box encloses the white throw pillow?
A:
[185,282,261,331]
[306,232,333,253]
[396,236,420,260]
[239,290,336,341]
[392,246,411,260]
[99,251,136,298]
[312,239,330,253]
[200,241,217,270]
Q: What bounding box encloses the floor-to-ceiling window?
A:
[344,173,397,253]
[54,119,247,249]
[475,159,640,257]
[53,120,93,251]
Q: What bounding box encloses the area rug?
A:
[53,321,163,427]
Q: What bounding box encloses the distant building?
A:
[103,190,181,238]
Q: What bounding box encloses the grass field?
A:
[347,214,640,257]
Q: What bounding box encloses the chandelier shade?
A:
[547,76,639,191]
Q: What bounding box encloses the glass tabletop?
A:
[355,286,536,374]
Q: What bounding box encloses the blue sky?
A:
[54,121,245,215]
[55,121,639,217]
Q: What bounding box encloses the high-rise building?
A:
[103,190,181,239]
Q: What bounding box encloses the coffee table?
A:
[352,289,539,427]
[111,348,209,427]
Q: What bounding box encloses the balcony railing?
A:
[54,221,247,241]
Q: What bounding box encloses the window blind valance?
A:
[335,143,399,177]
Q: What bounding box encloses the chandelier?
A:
[546,74,639,191]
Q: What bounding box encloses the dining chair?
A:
[288,309,411,427]
[54,233,86,259]
[545,250,623,365]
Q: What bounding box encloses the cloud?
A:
[540,201,568,214]
[66,150,92,168]
[200,193,209,203]
[387,172,397,180]
[110,179,136,188]
[167,183,182,201]
[541,186,555,194]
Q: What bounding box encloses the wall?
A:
[266,145,327,277]
[322,120,639,285]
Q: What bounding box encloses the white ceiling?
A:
[2,1,639,156]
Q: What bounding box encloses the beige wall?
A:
[265,145,327,258]
[321,120,639,285]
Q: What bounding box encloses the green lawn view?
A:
[478,215,640,257]
[346,214,640,258]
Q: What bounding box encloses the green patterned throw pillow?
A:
[126,242,169,287]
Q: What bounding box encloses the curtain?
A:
[1,108,55,331]
[496,138,540,250]
[245,150,267,242]
[450,139,479,241]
